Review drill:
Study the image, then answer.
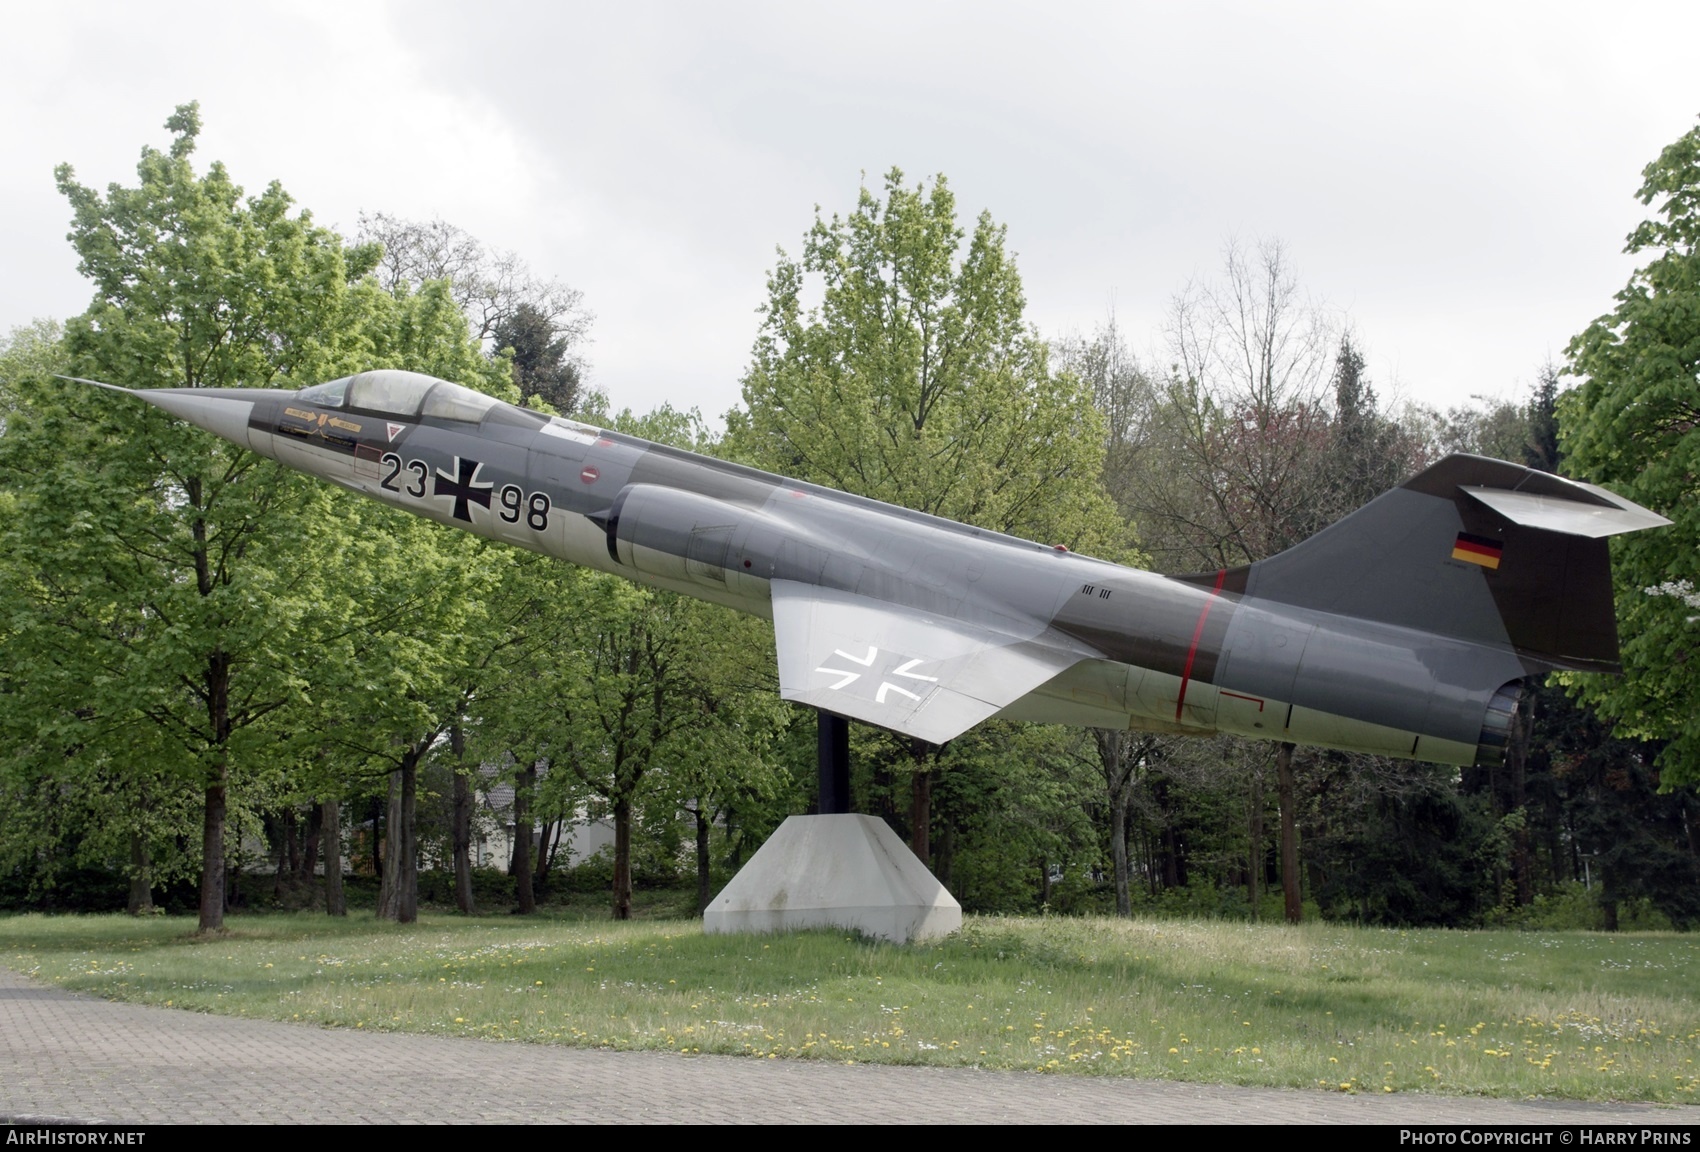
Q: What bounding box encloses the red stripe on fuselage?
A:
[1176,568,1227,722]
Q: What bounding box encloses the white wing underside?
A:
[770,580,1096,745]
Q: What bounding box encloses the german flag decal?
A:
[1452,532,1503,569]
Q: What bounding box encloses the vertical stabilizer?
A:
[1180,455,1670,672]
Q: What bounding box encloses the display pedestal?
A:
[702,814,961,944]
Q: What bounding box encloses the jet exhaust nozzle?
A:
[1474,680,1524,769]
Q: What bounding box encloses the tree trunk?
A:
[723,801,741,868]
[1163,825,1185,888]
[375,755,420,924]
[299,804,321,884]
[1095,728,1140,918]
[377,769,402,921]
[322,799,346,917]
[1155,774,1185,889]
[284,807,300,877]
[197,649,233,933]
[377,756,421,924]
[1110,784,1131,917]
[534,818,557,896]
[613,796,633,920]
[909,739,932,868]
[397,755,418,923]
[270,811,289,903]
[198,767,227,932]
[127,832,153,916]
[695,803,712,915]
[369,795,384,877]
[1509,696,1534,906]
[512,762,535,915]
[451,729,476,916]
[1247,765,1263,919]
[1277,741,1301,923]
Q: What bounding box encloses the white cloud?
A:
[5,0,1697,421]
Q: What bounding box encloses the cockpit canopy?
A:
[296,370,505,423]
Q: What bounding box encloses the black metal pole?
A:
[817,710,851,815]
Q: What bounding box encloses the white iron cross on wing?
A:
[815,646,939,705]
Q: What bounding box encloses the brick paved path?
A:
[2,967,1695,1125]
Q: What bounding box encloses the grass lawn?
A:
[2,908,1696,1102]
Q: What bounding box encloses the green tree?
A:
[1050,313,1159,524]
[0,320,204,914]
[1562,117,1700,785]
[0,320,63,428]
[1151,239,1338,567]
[355,211,591,349]
[305,506,516,923]
[1323,335,1427,518]
[728,168,1126,864]
[4,105,509,930]
[729,169,1123,554]
[1524,362,1562,474]
[466,407,789,919]
[21,105,375,930]
[492,302,582,413]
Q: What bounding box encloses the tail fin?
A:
[1176,455,1670,672]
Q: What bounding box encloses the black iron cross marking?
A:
[434,456,494,522]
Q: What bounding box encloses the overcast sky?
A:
[5,2,1697,421]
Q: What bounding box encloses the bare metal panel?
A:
[1460,486,1672,537]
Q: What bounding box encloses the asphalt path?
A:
[2,966,1696,1125]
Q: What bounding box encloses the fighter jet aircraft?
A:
[73,369,1670,769]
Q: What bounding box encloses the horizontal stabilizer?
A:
[770,581,1094,744]
[1460,484,1670,538]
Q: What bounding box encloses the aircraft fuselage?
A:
[103,371,1594,768]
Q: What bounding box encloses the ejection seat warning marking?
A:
[386,422,406,441]
[814,647,938,706]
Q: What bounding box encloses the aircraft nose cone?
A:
[134,389,255,450]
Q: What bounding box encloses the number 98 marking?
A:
[527,492,550,532]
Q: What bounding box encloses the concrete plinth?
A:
[702,814,962,944]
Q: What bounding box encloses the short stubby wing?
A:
[771,580,1095,745]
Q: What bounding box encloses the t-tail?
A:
[1176,454,1670,767]
[1206,455,1669,672]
